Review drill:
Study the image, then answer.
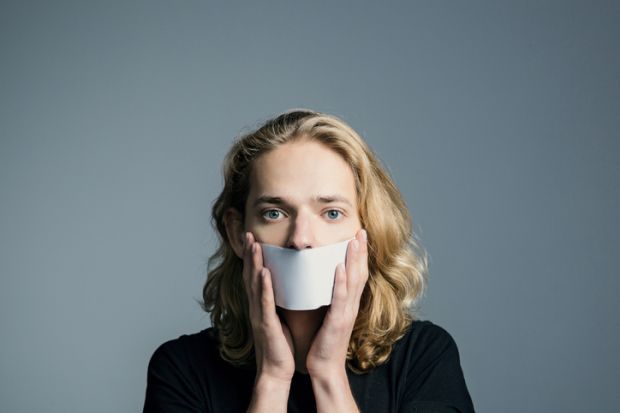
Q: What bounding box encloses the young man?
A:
[143,110,474,412]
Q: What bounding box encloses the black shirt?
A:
[143,320,474,412]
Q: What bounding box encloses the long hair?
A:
[202,109,428,373]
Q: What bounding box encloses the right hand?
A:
[243,232,296,384]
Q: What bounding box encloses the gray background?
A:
[1,1,618,412]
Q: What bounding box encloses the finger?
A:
[242,232,253,279]
[345,238,361,294]
[346,230,369,309]
[252,239,264,274]
[250,241,267,303]
[242,232,252,288]
[330,262,347,314]
[259,267,278,323]
[243,233,262,303]
[358,229,369,287]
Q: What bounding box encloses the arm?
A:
[243,233,296,413]
[306,229,369,413]
[246,376,291,413]
[143,233,295,413]
[245,229,368,412]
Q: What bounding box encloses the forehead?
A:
[248,139,357,204]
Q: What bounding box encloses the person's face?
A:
[234,139,362,251]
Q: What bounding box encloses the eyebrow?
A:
[316,195,353,207]
[253,194,353,208]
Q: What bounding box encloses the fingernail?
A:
[361,229,367,241]
[352,239,359,251]
[252,243,258,253]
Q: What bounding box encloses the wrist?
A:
[309,367,349,392]
[307,359,347,383]
[248,375,291,413]
[255,373,292,392]
[310,368,359,413]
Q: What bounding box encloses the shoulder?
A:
[151,327,218,356]
[394,320,459,357]
[395,320,467,373]
[387,319,463,377]
[406,319,453,338]
[148,327,218,370]
[144,328,256,412]
[392,320,475,412]
[146,327,254,385]
[145,327,224,395]
[144,329,217,411]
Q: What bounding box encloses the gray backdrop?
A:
[1,1,618,412]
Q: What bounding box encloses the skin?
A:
[224,138,369,413]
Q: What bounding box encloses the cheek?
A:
[245,219,288,245]
[336,218,362,241]
[316,218,361,243]
[339,220,362,238]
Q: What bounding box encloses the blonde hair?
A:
[202,109,428,373]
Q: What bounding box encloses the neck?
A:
[278,307,327,374]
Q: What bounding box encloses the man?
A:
[144,109,474,412]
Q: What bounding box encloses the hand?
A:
[305,229,369,380]
[242,232,296,385]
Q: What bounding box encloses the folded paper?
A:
[261,238,352,310]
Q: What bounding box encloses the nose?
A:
[286,212,315,250]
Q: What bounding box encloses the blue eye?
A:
[262,209,283,220]
[325,209,342,220]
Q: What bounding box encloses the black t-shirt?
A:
[143,320,474,412]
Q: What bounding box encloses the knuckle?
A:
[261,292,272,307]
[259,319,272,333]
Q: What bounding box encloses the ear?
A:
[224,208,245,259]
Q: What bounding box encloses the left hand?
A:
[305,229,369,379]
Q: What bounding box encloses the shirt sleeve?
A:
[143,341,206,413]
[398,325,475,413]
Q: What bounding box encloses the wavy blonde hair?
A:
[202,109,428,373]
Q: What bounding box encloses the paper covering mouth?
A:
[260,238,352,310]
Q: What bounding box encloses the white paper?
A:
[261,239,352,310]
